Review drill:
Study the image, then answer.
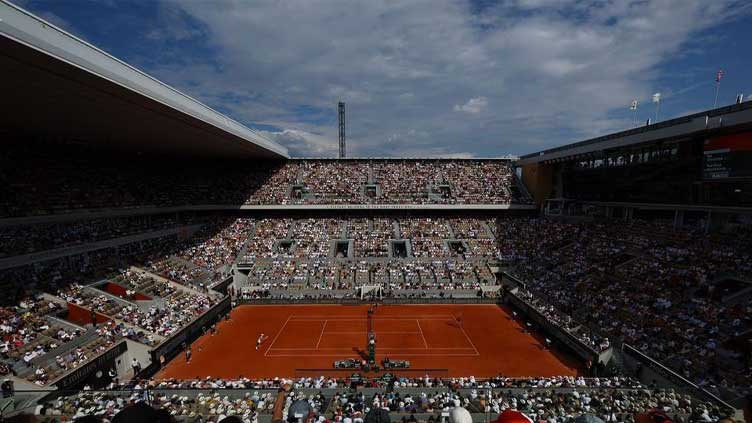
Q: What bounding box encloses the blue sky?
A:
[12,0,752,157]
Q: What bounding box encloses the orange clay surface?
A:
[157,304,579,379]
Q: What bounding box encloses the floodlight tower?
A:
[338,102,346,158]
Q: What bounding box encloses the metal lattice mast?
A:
[338,102,346,158]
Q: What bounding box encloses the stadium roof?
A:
[0,1,288,159]
[518,101,752,165]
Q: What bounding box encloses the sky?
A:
[11,0,752,158]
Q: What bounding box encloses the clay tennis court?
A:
[158,304,579,379]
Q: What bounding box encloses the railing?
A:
[211,276,234,295]
[504,293,600,362]
[498,271,527,290]
[53,341,129,390]
[622,344,735,410]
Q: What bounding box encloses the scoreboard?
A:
[703,132,752,179]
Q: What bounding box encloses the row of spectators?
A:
[1,140,530,218]
[132,376,644,390]
[246,259,494,289]
[26,376,739,423]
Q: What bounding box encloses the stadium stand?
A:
[0,142,531,219]
[2,216,749,402]
[12,376,738,422]
[2,4,751,421]
[2,153,749,422]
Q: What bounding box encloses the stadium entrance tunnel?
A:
[364,185,378,198]
[390,240,409,258]
[447,240,467,256]
[275,240,295,254]
[334,240,352,258]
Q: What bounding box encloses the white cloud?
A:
[145,2,205,41]
[431,152,476,159]
[454,97,489,114]
[258,129,337,157]
[144,0,749,157]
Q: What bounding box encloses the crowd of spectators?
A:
[22,326,120,386]
[0,141,289,217]
[0,234,187,307]
[149,258,210,289]
[500,218,752,396]
[34,387,278,421]
[1,299,64,363]
[144,218,259,291]
[24,375,740,423]
[3,174,752,416]
[94,319,155,346]
[245,258,493,291]
[57,280,215,339]
[286,219,341,259]
[112,269,178,299]
[116,290,214,337]
[239,218,499,289]
[179,219,255,271]
[0,214,187,258]
[369,160,527,205]
[251,160,530,206]
[0,220,235,389]
[350,218,394,258]
[1,281,215,386]
[515,288,611,353]
[400,218,452,257]
[300,161,366,203]
[1,141,530,218]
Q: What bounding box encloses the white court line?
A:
[416,319,429,349]
[289,318,456,322]
[315,320,327,349]
[266,352,479,357]
[287,315,457,320]
[264,315,292,357]
[268,347,476,350]
[289,314,457,317]
[325,331,421,334]
[263,314,480,357]
[457,322,480,355]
